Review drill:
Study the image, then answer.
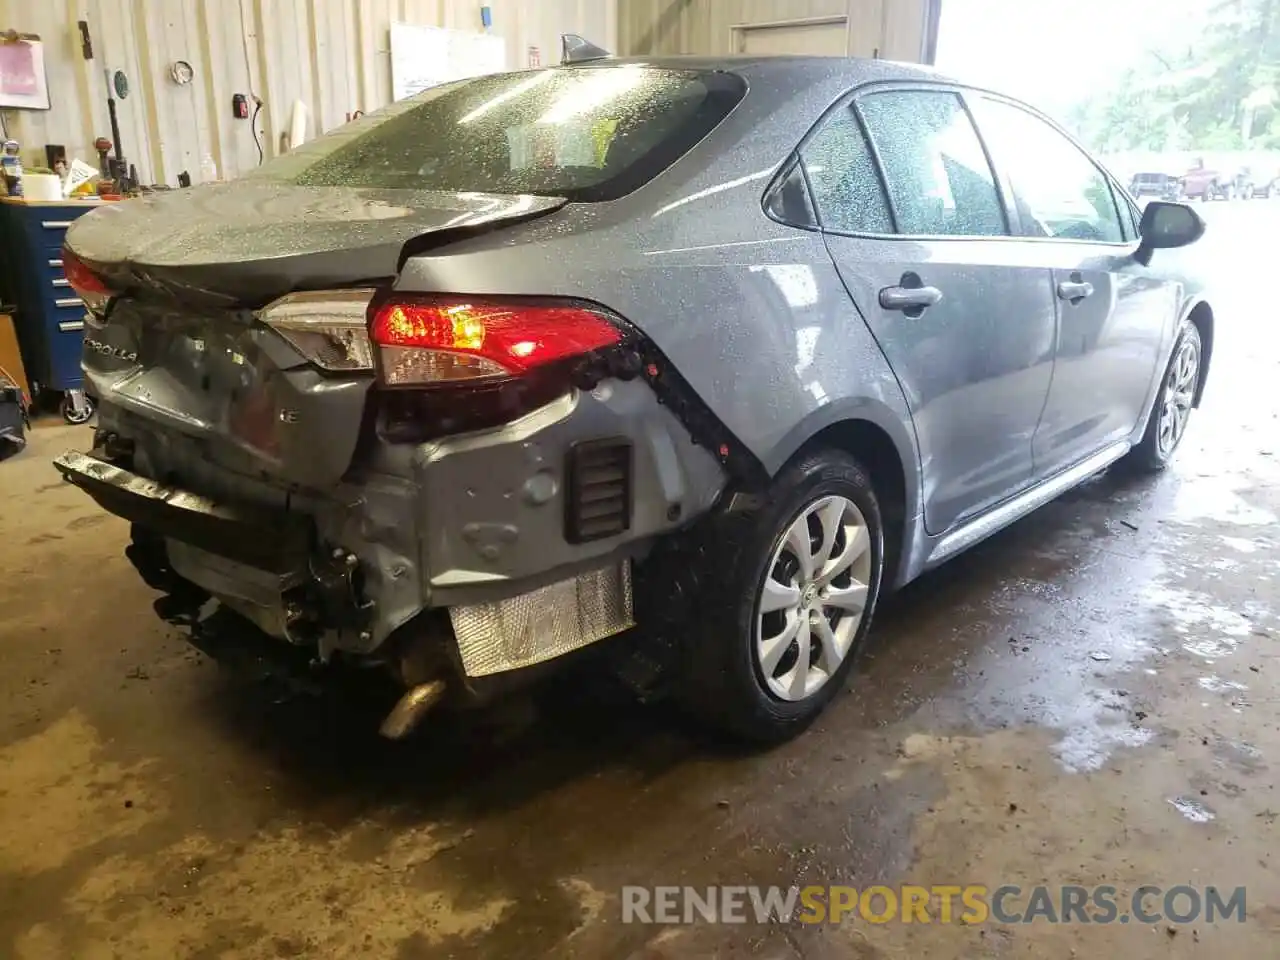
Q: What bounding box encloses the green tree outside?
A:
[1071,0,1279,152]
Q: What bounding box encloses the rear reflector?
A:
[369,297,621,386]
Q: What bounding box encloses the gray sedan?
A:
[57,56,1209,744]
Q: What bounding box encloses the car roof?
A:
[569,54,953,86]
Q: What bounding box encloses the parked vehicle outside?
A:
[1129,171,1181,201]
[1180,163,1231,200]
[1231,167,1257,199]
[54,58,1213,743]
[1246,166,1280,198]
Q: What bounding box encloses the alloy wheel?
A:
[755,495,873,702]
[1157,334,1200,457]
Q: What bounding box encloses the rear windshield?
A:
[244,66,745,202]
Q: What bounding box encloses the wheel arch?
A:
[1185,299,1214,407]
[765,401,921,589]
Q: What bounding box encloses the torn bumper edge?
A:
[52,449,309,574]
[60,371,728,680]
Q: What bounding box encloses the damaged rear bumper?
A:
[53,451,309,572]
[54,376,728,693]
[54,450,373,644]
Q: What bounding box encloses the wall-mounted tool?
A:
[77,21,132,186]
[77,20,92,59]
[103,68,129,185]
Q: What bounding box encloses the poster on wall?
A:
[0,35,50,110]
[389,22,507,101]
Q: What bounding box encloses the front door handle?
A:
[879,284,943,312]
[1057,277,1095,303]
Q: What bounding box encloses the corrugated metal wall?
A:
[0,0,616,184]
[617,0,935,63]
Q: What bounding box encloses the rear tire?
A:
[680,450,884,744]
[1125,323,1202,472]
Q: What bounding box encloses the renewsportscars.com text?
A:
[621,884,1247,926]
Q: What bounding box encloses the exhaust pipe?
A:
[379,680,447,739]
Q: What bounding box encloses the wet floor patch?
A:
[1167,795,1216,823]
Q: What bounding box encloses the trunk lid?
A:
[66,182,564,306]
[84,298,370,491]
[75,183,564,491]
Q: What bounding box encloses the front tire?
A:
[1126,323,1202,472]
[681,450,885,744]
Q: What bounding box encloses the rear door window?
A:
[242,66,746,202]
[799,105,894,234]
[856,90,1008,238]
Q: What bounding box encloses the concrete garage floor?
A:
[2,202,1279,959]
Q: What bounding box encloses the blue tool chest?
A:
[0,197,105,393]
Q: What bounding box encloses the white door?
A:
[737,21,848,56]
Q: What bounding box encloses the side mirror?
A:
[1135,201,1205,266]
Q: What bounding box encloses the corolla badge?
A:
[84,338,138,363]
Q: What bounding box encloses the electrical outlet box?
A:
[232,94,249,119]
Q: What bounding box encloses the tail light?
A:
[368,295,627,442]
[368,296,622,387]
[259,290,632,442]
[259,289,751,477]
[257,289,377,372]
[62,247,115,315]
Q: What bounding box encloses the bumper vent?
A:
[565,438,633,543]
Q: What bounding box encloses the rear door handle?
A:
[879,284,943,312]
[1057,278,1095,303]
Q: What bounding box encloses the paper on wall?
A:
[389,22,507,101]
